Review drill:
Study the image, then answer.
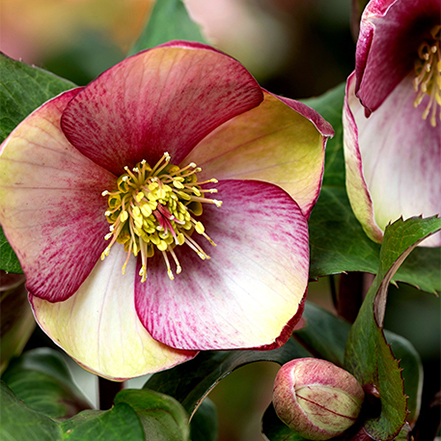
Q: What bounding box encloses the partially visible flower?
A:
[273,358,365,440]
[0,271,35,374]
[0,42,333,380]
[343,0,441,247]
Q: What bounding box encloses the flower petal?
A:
[61,41,263,176]
[0,89,117,302]
[183,92,332,218]
[30,244,197,381]
[135,180,309,350]
[344,72,441,246]
[355,0,440,113]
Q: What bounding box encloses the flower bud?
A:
[273,358,365,440]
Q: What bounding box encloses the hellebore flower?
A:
[343,0,441,246]
[0,42,333,380]
[273,358,365,440]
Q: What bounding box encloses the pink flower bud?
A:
[273,358,365,440]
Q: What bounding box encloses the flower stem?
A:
[98,377,124,410]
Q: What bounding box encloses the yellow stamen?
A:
[101,154,221,281]
[413,25,441,127]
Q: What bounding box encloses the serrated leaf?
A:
[344,216,441,439]
[190,398,218,441]
[2,348,91,420]
[306,84,441,294]
[61,404,145,441]
[144,338,310,417]
[0,53,75,274]
[129,0,208,56]
[0,381,63,441]
[114,388,190,441]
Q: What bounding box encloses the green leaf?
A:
[190,398,218,441]
[0,53,76,274]
[303,83,346,188]
[305,84,441,294]
[61,405,145,441]
[2,348,91,420]
[0,53,75,144]
[344,216,441,439]
[294,301,351,367]
[144,338,311,417]
[129,0,208,56]
[0,381,63,441]
[261,403,309,441]
[114,388,190,441]
[386,332,423,426]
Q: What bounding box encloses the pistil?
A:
[413,25,441,127]
[101,153,221,281]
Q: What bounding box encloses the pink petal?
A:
[344,72,441,246]
[30,245,196,380]
[135,180,309,351]
[183,91,333,218]
[0,89,117,302]
[355,0,440,113]
[61,41,263,176]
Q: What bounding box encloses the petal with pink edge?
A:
[0,89,117,302]
[30,245,197,381]
[135,180,309,351]
[61,41,263,176]
[355,0,440,113]
[183,92,333,219]
[344,72,441,247]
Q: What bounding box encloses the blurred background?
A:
[1,1,439,440]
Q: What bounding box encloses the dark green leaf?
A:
[294,301,351,367]
[129,0,208,56]
[344,216,441,439]
[0,381,62,441]
[190,398,218,441]
[114,388,190,441]
[144,338,310,417]
[261,403,310,441]
[303,83,346,188]
[2,348,91,420]
[61,404,145,441]
[386,332,422,426]
[0,53,75,274]
[0,53,75,144]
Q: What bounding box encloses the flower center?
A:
[101,153,221,281]
[413,25,441,127]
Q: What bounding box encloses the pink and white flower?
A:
[0,41,333,380]
[343,0,441,246]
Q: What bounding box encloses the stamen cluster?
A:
[101,153,221,281]
[413,25,441,127]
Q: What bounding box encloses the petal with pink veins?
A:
[30,244,197,381]
[61,41,263,176]
[183,92,333,218]
[135,179,309,351]
[0,89,117,302]
[355,0,440,113]
[344,72,441,246]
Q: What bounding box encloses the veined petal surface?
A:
[30,245,197,381]
[183,92,332,218]
[344,72,441,246]
[135,180,309,351]
[0,90,116,302]
[355,0,440,113]
[61,41,263,176]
